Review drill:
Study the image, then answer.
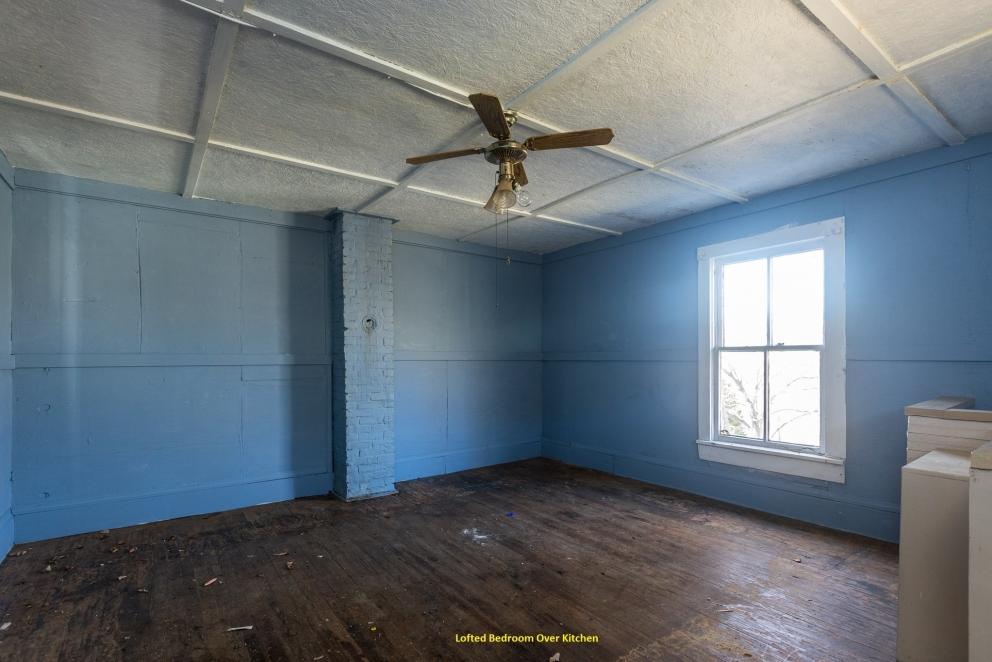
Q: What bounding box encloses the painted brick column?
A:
[329,211,396,500]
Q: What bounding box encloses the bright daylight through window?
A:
[697,219,845,483]
[718,249,823,447]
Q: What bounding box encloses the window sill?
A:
[696,439,845,483]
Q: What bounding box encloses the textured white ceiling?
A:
[0,0,990,254]
[669,85,944,197]
[368,189,499,240]
[213,31,477,182]
[0,0,212,133]
[911,41,992,138]
[0,104,188,192]
[248,0,646,99]
[843,0,992,65]
[517,0,872,162]
[548,172,729,233]
[198,147,389,214]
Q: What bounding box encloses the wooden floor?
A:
[0,460,897,661]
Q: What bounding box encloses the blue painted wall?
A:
[0,151,14,558]
[6,170,543,543]
[393,233,543,481]
[541,133,992,542]
[11,171,333,542]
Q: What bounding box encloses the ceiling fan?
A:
[405,93,615,213]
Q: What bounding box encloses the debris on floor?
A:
[461,527,489,543]
[273,551,289,556]
[549,653,560,662]
[203,577,219,587]
[286,561,295,570]
[226,625,253,632]
[0,622,11,631]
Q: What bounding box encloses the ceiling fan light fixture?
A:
[404,92,615,213]
[486,173,517,212]
[514,186,531,208]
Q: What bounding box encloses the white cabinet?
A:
[971,443,992,662]
[898,449,971,662]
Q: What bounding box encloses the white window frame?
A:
[696,218,846,483]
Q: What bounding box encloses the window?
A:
[697,218,846,483]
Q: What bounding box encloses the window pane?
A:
[768,351,821,447]
[721,258,767,347]
[771,250,823,345]
[719,351,765,440]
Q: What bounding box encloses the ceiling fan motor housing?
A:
[484,140,527,165]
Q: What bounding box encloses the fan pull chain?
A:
[505,209,511,265]
[495,206,501,311]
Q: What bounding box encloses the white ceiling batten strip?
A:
[177,0,250,25]
[178,0,224,15]
[405,186,487,207]
[652,167,747,202]
[899,27,992,74]
[207,141,399,186]
[798,0,965,145]
[533,214,622,236]
[182,0,247,197]
[0,90,195,143]
[242,8,472,107]
[884,77,964,145]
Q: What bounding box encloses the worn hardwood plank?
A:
[0,460,897,661]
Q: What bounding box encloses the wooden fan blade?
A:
[406,147,484,165]
[512,161,528,187]
[469,93,511,140]
[524,128,614,151]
